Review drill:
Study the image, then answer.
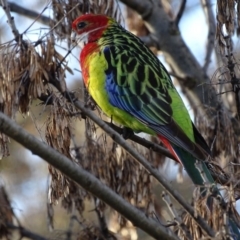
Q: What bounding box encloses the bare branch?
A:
[0,0,20,39]
[139,34,159,48]
[175,0,186,26]
[106,122,175,159]
[2,1,51,25]
[71,98,215,238]
[162,191,192,239]
[201,0,216,72]
[40,92,230,186]
[0,108,215,238]
[119,0,153,20]
[0,112,180,240]
[6,224,48,240]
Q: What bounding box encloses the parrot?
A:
[72,13,213,186]
[72,13,240,238]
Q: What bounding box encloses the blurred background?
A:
[0,0,239,239]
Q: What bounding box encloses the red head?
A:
[72,14,114,43]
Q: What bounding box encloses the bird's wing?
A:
[102,44,208,159]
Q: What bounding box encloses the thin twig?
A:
[1,0,20,39]
[162,191,191,239]
[201,0,216,72]
[6,223,48,240]
[175,0,186,26]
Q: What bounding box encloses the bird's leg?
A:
[122,127,134,139]
[106,118,134,139]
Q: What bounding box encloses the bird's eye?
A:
[77,21,87,29]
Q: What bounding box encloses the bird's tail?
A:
[158,135,214,185]
[158,135,240,239]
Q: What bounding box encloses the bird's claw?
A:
[122,127,134,139]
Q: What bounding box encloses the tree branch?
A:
[139,34,159,48]
[6,1,51,25]
[70,98,215,238]
[1,0,20,39]
[39,91,229,186]
[6,223,48,240]
[0,110,215,238]
[118,0,153,20]
[175,0,186,26]
[106,122,175,160]
[201,0,216,72]
[0,112,180,240]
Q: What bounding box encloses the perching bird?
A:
[71,14,240,238]
[71,14,213,186]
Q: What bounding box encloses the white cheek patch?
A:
[71,32,89,50]
[71,31,76,43]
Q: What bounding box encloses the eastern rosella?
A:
[72,14,240,238]
[72,13,213,186]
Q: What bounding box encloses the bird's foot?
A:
[122,127,134,139]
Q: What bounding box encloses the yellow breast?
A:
[82,50,154,135]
